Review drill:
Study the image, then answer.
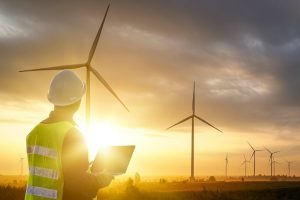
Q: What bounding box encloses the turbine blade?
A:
[194,115,222,133]
[166,115,193,130]
[192,81,195,114]
[264,147,272,154]
[87,4,110,64]
[247,141,254,151]
[90,66,129,112]
[19,63,86,72]
[273,151,280,154]
[250,151,254,160]
[243,154,246,160]
[240,161,246,166]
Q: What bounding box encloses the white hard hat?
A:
[47,70,86,106]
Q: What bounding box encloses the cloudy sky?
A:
[0,0,299,177]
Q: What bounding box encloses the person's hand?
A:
[95,172,114,188]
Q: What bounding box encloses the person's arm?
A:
[62,127,112,198]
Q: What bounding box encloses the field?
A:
[2,176,300,200]
[99,179,300,200]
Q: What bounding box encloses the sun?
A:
[78,120,124,159]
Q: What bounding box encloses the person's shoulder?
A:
[64,126,85,144]
[26,123,42,141]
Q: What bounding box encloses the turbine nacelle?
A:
[248,142,263,160]
[241,154,251,165]
[264,147,280,165]
[241,160,251,166]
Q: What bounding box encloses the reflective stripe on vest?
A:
[27,145,57,159]
[29,166,59,180]
[26,185,57,199]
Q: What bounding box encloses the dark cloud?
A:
[0,0,299,141]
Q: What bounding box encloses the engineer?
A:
[25,70,113,200]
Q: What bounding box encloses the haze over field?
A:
[0,0,299,176]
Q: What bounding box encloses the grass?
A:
[99,188,300,200]
[97,179,300,200]
[0,186,25,200]
[1,177,300,200]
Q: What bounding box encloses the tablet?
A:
[91,145,135,175]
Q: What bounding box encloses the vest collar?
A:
[41,110,77,126]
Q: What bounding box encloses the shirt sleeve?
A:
[61,127,99,199]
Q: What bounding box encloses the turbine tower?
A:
[286,160,293,177]
[264,147,280,176]
[248,142,263,176]
[166,81,222,181]
[19,3,129,127]
[241,154,250,177]
[20,157,24,177]
[225,153,228,179]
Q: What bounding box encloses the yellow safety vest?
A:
[25,121,74,200]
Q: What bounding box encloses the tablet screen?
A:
[91,145,135,175]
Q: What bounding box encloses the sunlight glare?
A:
[78,120,125,159]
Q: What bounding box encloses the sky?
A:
[0,0,300,177]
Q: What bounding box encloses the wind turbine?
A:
[241,154,251,177]
[264,147,280,176]
[166,81,222,181]
[285,160,293,177]
[20,157,24,177]
[19,3,129,127]
[225,153,228,179]
[248,142,263,176]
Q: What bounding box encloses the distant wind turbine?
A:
[285,160,293,177]
[20,157,24,177]
[19,3,129,127]
[166,81,222,181]
[225,153,228,179]
[241,154,251,177]
[248,142,263,176]
[264,147,280,176]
